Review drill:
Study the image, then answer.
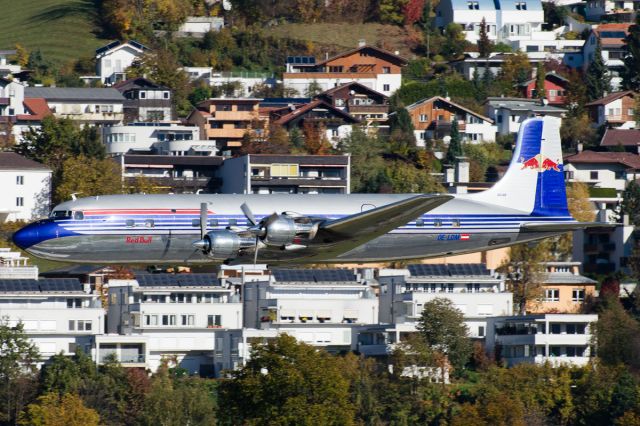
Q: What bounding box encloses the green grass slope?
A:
[0,0,108,63]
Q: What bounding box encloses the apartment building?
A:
[0,152,51,223]
[0,278,104,362]
[105,273,242,374]
[586,91,636,128]
[485,97,566,135]
[219,154,350,194]
[243,269,378,352]
[95,40,147,85]
[25,87,125,126]
[186,98,263,154]
[283,44,406,97]
[583,24,631,90]
[528,262,598,314]
[485,314,598,366]
[113,77,173,122]
[405,96,496,145]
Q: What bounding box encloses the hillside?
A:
[0,0,107,63]
[266,23,412,57]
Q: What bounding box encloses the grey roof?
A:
[0,152,50,171]
[249,154,349,166]
[25,87,125,102]
[543,272,598,285]
[485,97,566,113]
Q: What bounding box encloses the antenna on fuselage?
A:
[70,192,82,201]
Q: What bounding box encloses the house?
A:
[0,50,22,78]
[573,222,637,275]
[405,96,497,146]
[527,262,598,314]
[25,87,125,126]
[485,314,598,366]
[0,278,104,364]
[242,268,378,352]
[582,24,631,90]
[184,68,278,98]
[0,77,25,117]
[600,128,640,152]
[95,40,148,85]
[219,154,350,194]
[186,98,263,155]
[0,247,38,279]
[115,154,223,193]
[517,72,569,105]
[585,0,637,21]
[485,97,566,135]
[105,273,242,373]
[283,44,407,97]
[113,77,173,122]
[0,152,51,223]
[269,99,360,144]
[102,122,215,156]
[178,16,224,34]
[315,82,390,126]
[585,90,636,128]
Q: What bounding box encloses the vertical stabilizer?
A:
[470,116,570,217]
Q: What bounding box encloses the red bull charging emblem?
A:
[520,154,561,172]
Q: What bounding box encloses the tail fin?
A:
[470,116,570,217]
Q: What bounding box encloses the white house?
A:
[485,97,566,135]
[0,152,51,223]
[178,16,224,34]
[102,122,217,156]
[95,40,148,85]
[484,314,598,366]
[0,278,104,363]
[0,247,38,279]
[104,274,242,374]
[0,50,22,78]
[0,77,25,117]
[25,87,125,126]
[183,67,278,97]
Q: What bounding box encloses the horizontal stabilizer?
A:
[521,222,618,232]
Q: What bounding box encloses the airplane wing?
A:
[521,222,618,232]
[310,194,453,256]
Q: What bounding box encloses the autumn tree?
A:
[383,160,445,193]
[12,44,29,67]
[477,17,493,57]
[404,0,426,25]
[19,393,100,426]
[498,241,552,314]
[416,298,472,371]
[499,52,532,91]
[560,113,598,151]
[565,69,588,115]
[337,127,388,192]
[379,0,410,25]
[585,40,611,101]
[218,334,356,425]
[55,156,123,204]
[302,121,332,154]
[595,298,640,370]
[552,181,595,259]
[442,23,467,60]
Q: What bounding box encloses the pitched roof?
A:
[314,45,407,67]
[317,81,389,100]
[564,150,640,169]
[112,77,169,91]
[518,71,569,87]
[600,128,640,147]
[543,272,598,285]
[272,99,360,126]
[585,90,634,107]
[485,97,567,113]
[25,87,125,102]
[406,96,494,123]
[18,98,51,121]
[0,152,50,171]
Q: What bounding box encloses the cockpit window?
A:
[73,211,84,220]
[51,210,72,219]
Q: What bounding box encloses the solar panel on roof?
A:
[177,274,218,287]
[314,269,355,282]
[38,279,82,292]
[408,264,448,277]
[448,264,489,276]
[136,274,180,287]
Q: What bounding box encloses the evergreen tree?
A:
[621,180,640,226]
[585,40,611,101]
[534,62,546,99]
[477,17,493,57]
[623,15,640,90]
[445,119,463,164]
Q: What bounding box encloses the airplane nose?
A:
[13,222,42,250]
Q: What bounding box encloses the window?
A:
[163,91,170,99]
[181,315,195,326]
[447,283,454,293]
[516,1,527,9]
[192,219,201,227]
[162,315,176,326]
[144,219,154,228]
[270,164,299,177]
[228,219,237,226]
[78,320,92,331]
[419,114,428,122]
[208,315,222,327]
[140,91,146,99]
[68,320,75,331]
[382,66,391,74]
[467,1,479,8]
[467,283,473,292]
[16,176,23,185]
[383,84,390,92]
[550,323,561,334]
[73,211,84,220]
[16,197,23,207]
[572,289,585,302]
[629,108,635,116]
[416,219,424,227]
[145,315,158,326]
[452,219,460,227]
[67,298,82,308]
[434,219,443,227]
[590,171,599,180]
[545,289,559,302]
[209,219,218,227]
[126,219,135,227]
[478,326,485,337]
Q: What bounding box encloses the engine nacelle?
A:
[263,216,317,246]
[203,230,255,260]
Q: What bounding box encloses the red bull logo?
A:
[520,154,561,172]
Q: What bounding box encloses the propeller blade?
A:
[241,203,257,226]
[253,236,259,265]
[200,203,208,239]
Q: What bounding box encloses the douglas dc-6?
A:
[13,117,599,265]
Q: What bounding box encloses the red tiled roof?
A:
[564,150,640,169]
[600,128,640,147]
[17,98,51,121]
[585,91,634,107]
[313,45,407,67]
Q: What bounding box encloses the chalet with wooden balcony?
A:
[283,44,407,98]
[113,77,173,122]
[585,90,637,128]
[315,82,390,126]
[405,96,497,146]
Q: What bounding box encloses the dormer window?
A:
[516,1,527,9]
[467,1,479,9]
[140,91,146,99]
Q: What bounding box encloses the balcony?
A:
[206,128,248,139]
[605,115,633,123]
[0,97,9,105]
[250,178,348,188]
[348,105,389,114]
[211,111,256,121]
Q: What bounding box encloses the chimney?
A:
[358,39,366,47]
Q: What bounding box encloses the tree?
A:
[595,298,640,370]
[499,52,532,89]
[383,160,445,193]
[442,23,467,60]
[498,242,552,314]
[477,17,493,57]
[552,181,596,259]
[0,318,39,425]
[218,334,356,425]
[586,40,612,101]
[534,62,546,100]
[621,180,640,226]
[302,121,332,155]
[305,80,323,97]
[404,0,426,25]
[19,393,100,426]
[565,69,589,115]
[623,15,640,91]
[445,119,463,165]
[416,298,472,371]
[13,44,29,67]
[55,156,123,204]
[337,127,388,192]
[560,113,597,151]
[379,0,409,25]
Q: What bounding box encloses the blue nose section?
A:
[12,220,55,250]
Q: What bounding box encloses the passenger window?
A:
[416,219,424,227]
[209,219,218,227]
[434,219,442,227]
[192,219,200,227]
[126,219,135,228]
[145,219,154,228]
[73,211,84,220]
[228,219,237,226]
[452,219,460,227]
